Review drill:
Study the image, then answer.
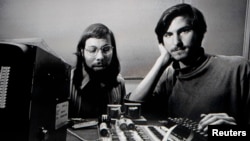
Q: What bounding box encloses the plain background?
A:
[0,0,248,79]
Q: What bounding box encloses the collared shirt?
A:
[69,70,126,118]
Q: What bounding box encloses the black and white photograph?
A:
[0,0,249,140]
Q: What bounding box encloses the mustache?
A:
[93,61,107,66]
[171,46,186,52]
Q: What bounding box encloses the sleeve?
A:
[153,66,175,97]
[68,69,75,118]
[139,67,176,118]
[68,68,81,118]
[123,66,176,103]
[117,74,126,103]
[110,74,127,105]
[240,60,250,126]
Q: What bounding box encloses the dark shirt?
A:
[151,53,250,125]
[69,73,126,118]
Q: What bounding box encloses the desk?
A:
[67,127,100,141]
[65,116,208,141]
[66,117,162,141]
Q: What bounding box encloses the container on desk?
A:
[107,104,122,119]
[124,103,141,119]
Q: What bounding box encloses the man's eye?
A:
[181,27,192,33]
[102,47,110,52]
[164,33,172,37]
[86,47,96,52]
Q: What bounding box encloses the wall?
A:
[0,0,247,78]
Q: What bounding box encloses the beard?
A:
[84,64,117,87]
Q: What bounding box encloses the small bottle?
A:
[99,122,109,136]
[126,119,135,130]
[118,118,127,131]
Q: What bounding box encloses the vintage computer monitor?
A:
[0,39,71,141]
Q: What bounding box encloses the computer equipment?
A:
[96,116,208,141]
[0,39,71,141]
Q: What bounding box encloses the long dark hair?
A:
[73,23,120,88]
[155,3,207,46]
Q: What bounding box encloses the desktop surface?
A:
[67,127,100,141]
[65,116,208,141]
